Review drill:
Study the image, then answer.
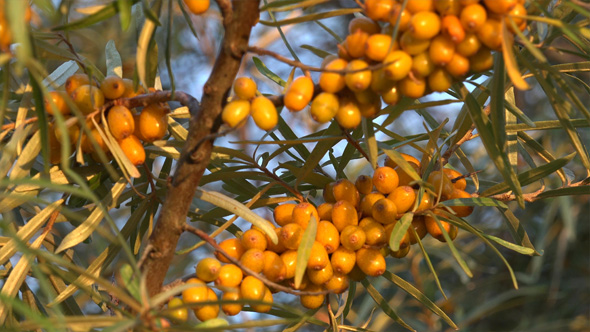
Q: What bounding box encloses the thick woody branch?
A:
[140,0,261,297]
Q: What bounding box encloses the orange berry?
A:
[279,223,303,250]
[407,216,428,244]
[382,84,401,105]
[435,0,462,16]
[193,288,219,322]
[484,0,517,15]
[345,60,372,92]
[414,190,433,211]
[183,0,210,15]
[360,192,386,217]
[284,76,314,112]
[457,32,482,57]
[71,85,104,115]
[167,297,188,322]
[319,58,347,94]
[107,105,135,140]
[365,34,394,62]
[383,50,413,80]
[262,250,287,282]
[215,238,245,263]
[443,168,467,190]
[388,3,412,31]
[299,284,325,309]
[387,185,417,214]
[274,203,296,226]
[448,189,474,217]
[316,220,340,254]
[331,246,356,274]
[396,163,421,187]
[317,202,333,221]
[469,47,494,72]
[349,16,381,34]
[355,175,374,195]
[65,74,93,96]
[405,0,434,13]
[241,228,268,251]
[427,170,455,199]
[390,245,410,258]
[424,213,455,241]
[292,202,319,229]
[442,15,466,45]
[335,99,362,129]
[239,248,265,274]
[325,273,349,294]
[332,179,360,206]
[310,92,339,123]
[373,166,400,194]
[121,78,145,98]
[340,225,366,251]
[266,227,286,254]
[446,53,471,77]
[81,127,108,154]
[346,29,369,59]
[331,200,359,232]
[221,99,250,128]
[181,278,208,307]
[280,250,298,280]
[100,76,125,100]
[251,286,273,313]
[233,77,257,100]
[460,4,487,32]
[409,11,441,40]
[221,291,243,316]
[307,261,334,285]
[251,96,278,131]
[307,241,329,270]
[118,135,145,166]
[195,257,221,282]
[412,52,435,78]
[360,217,387,246]
[44,91,70,116]
[356,248,386,276]
[429,35,456,66]
[138,103,168,142]
[477,19,503,50]
[215,264,243,288]
[364,0,394,21]
[428,68,453,93]
[384,222,411,249]
[372,198,398,224]
[384,153,421,169]
[399,75,427,99]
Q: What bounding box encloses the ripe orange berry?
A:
[507,3,527,31]
[396,163,421,187]
[383,50,413,80]
[251,96,278,131]
[360,217,387,245]
[345,60,371,92]
[340,225,366,251]
[348,16,381,34]
[239,248,265,274]
[382,84,401,105]
[215,264,243,288]
[331,246,356,275]
[370,68,396,94]
[195,257,221,282]
[107,105,135,140]
[279,222,304,250]
[360,192,385,217]
[355,175,374,195]
[412,52,435,78]
[457,32,482,57]
[316,220,340,254]
[241,275,266,302]
[460,4,487,32]
[435,0,462,16]
[300,284,325,309]
[193,288,219,322]
[356,248,386,277]
[387,186,416,214]
[65,74,93,96]
[442,15,466,43]
[335,100,362,129]
[284,76,314,112]
[251,286,273,313]
[384,222,411,249]
[292,202,319,229]
[428,170,455,199]
[138,103,168,142]
[399,75,427,99]
[332,179,360,206]
[241,228,268,251]
[364,0,394,22]
[484,0,517,15]
[183,0,210,15]
[221,99,250,128]
[71,85,105,115]
[215,238,245,263]
[443,168,467,190]
[44,91,70,116]
[373,166,400,194]
[384,153,421,169]
[262,250,287,282]
[266,227,286,254]
[469,47,494,72]
[167,297,188,322]
[331,200,359,232]
[308,261,334,285]
[307,241,329,270]
[233,77,257,100]
[325,273,349,294]
[118,135,145,166]
[310,92,339,124]
[365,34,394,62]
[280,250,298,280]
[405,0,434,13]
[181,278,208,307]
[100,76,125,100]
[446,53,471,77]
[81,127,108,154]
[372,198,398,224]
[407,216,428,244]
[346,29,369,59]
[409,11,441,40]
[415,190,433,211]
[429,35,456,66]
[221,291,243,316]
[121,78,145,98]
[428,68,453,93]
[274,203,295,226]
[319,58,348,94]
[477,19,503,50]
[424,213,455,241]
[448,189,474,217]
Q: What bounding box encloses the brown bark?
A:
[140,0,260,297]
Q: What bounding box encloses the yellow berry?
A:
[332,179,360,207]
[360,217,387,246]
[457,32,482,57]
[71,85,104,115]
[181,278,208,307]
[429,35,456,66]
[241,228,268,251]
[221,291,243,316]
[193,288,219,322]
[279,222,304,250]
[331,246,356,275]
[284,76,314,112]
[365,34,394,62]
[291,202,319,229]
[251,286,273,313]
[428,68,453,93]
[307,241,329,270]
[239,248,265,274]
[240,276,266,301]
[280,250,298,280]
[299,284,325,309]
[317,203,333,222]
[251,96,278,131]
[319,58,348,94]
[118,135,145,166]
[215,238,245,263]
[65,73,93,96]
[167,297,188,322]
[335,99,362,129]
[412,52,435,78]
[307,262,334,285]
[383,50,413,80]
[340,225,366,251]
[195,257,222,282]
[398,75,427,99]
[274,203,296,226]
[100,76,125,100]
[345,60,372,92]
[316,221,340,254]
[138,103,168,142]
[221,99,250,128]
[460,4,487,32]
[409,11,441,40]
[233,77,257,100]
[469,47,494,72]
[44,91,70,116]
[331,200,359,232]
[387,186,416,214]
[324,273,349,294]
[262,250,287,282]
[310,92,339,124]
[356,248,386,277]
[107,105,135,140]
[215,264,243,288]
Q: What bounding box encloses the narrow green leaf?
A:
[177,0,200,39]
[425,212,473,278]
[53,0,141,30]
[299,44,332,59]
[295,121,341,188]
[105,40,123,78]
[360,279,415,332]
[497,208,537,253]
[117,0,133,31]
[410,227,447,299]
[383,149,420,182]
[253,57,286,87]
[441,197,508,209]
[490,54,507,151]
[536,185,590,199]
[388,213,413,252]
[259,8,361,27]
[295,216,317,289]
[119,264,140,301]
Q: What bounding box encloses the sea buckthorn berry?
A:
[215,264,243,288]
[310,92,339,123]
[396,163,421,187]
[139,103,168,142]
[508,3,527,32]
[442,15,466,43]
[484,0,517,14]
[356,248,386,277]
[279,223,304,250]
[196,257,222,282]
[338,41,352,61]
[372,198,398,225]
[390,245,410,258]
[182,278,208,307]
[221,291,243,316]
[406,0,434,13]
[307,262,334,285]
[100,76,125,100]
[251,287,273,313]
[239,248,265,274]
[365,0,394,21]
[65,74,93,95]
[167,297,188,322]
[122,78,145,98]
[262,251,287,282]
[424,213,454,241]
[323,182,337,203]
[360,217,387,245]
[409,11,441,40]
[292,202,319,229]
[360,192,386,217]
[477,19,503,50]
[331,200,359,232]
[266,227,286,254]
[308,241,329,270]
[221,99,250,128]
[460,0,481,5]
[349,16,381,35]
[332,179,360,207]
[388,186,416,214]
[354,86,380,105]
[251,96,278,131]
[365,34,394,62]
[443,168,467,190]
[408,216,428,244]
[284,76,314,112]
[300,284,325,309]
[81,128,108,154]
[340,225,366,251]
[317,203,333,222]
[460,4,487,32]
[184,0,210,15]
[355,175,374,195]
[384,222,411,249]
[448,189,474,217]
[358,97,381,118]
[274,203,296,226]
[118,135,145,166]
[345,60,372,92]
[215,238,245,263]
[370,68,396,94]
[384,153,421,169]
[373,166,400,194]
[388,3,411,31]
[280,250,297,280]
[335,100,362,129]
[428,170,455,199]
[316,220,340,254]
[44,91,70,116]
[319,58,347,94]
[428,68,453,92]
[331,247,356,274]
[107,105,135,140]
[414,191,433,211]
[412,52,435,78]
[383,50,413,80]
[457,32,482,57]
[346,29,369,59]
[399,75,427,99]
[429,35,456,66]
[233,77,257,100]
[382,84,401,105]
[469,47,494,72]
[54,121,80,145]
[446,53,471,77]
[435,0,462,16]
[325,273,349,294]
[242,228,268,251]
[194,288,219,322]
[72,85,105,114]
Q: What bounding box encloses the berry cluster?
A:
[0,0,32,52]
[44,73,168,166]
[221,77,279,131]
[165,153,473,323]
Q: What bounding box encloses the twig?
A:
[342,127,370,161]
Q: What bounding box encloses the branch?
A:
[140,0,262,297]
